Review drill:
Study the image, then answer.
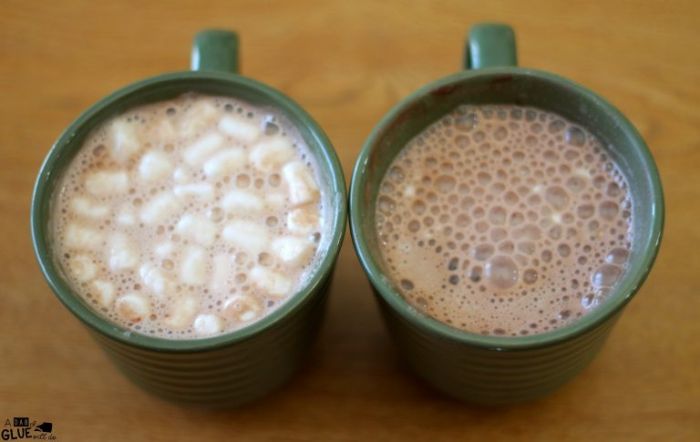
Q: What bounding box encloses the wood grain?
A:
[1,1,698,440]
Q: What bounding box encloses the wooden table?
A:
[2,1,698,440]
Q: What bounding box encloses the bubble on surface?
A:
[373,104,633,336]
[484,256,519,289]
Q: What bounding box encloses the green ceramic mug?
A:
[349,23,664,405]
[31,30,347,407]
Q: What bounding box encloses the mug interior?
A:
[32,71,347,351]
[350,67,663,349]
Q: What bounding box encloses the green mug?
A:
[31,30,347,407]
[349,23,664,405]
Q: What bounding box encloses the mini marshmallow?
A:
[218,115,260,144]
[265,192,287,208]
[193,314,223,336]
[173,183,214,201]
[203,148,247,178]
[175,214,217,247]
[68,254,97,283]
[115,293,150,322]
[180,246,208,285]
[179,100,219,138]
[139,263,170,299]
[116,205,137,226]
[165,295,198,329]
[85,170,129,196]
[138,150,173,182]
[249,137,295,172]
[109,119,140,162]
[154,118,177,142]
[108,234,138,271]
[64,223,103,251]
[183,132,224,166]
[282,161,319,206]
[210,254,231,292]
[173,167,191,184]
[287,207,320,235]
[221,189,264,213]
[222,295,262,322]
[140,192,181,225]
[249,266,292,298]
[271,236,315,265]
[70,197,109,220]
[222,221,269,254]
[91,280,115,308]
[154,241,176,258]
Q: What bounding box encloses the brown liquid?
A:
[375,105,633,336]
[51,93,328,339]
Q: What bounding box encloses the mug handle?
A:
[191,29,239,73]
[464,23,517,69]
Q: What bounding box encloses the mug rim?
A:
[31,70,347,352]
[349,66,664,350]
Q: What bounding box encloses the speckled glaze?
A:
[349,23,663,404]
[31,30,347,407]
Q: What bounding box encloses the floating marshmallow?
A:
[218,115,260,144]
[222,295,262,322]
[265,192,287,208]
[165,295,198,329]
[70,197,109,220]
[183,132,224,166]
[173,183,214,201]
[210,254,231,292]
[108,234,138,271]
[287,207,320,235]
[203,148,247,178]
[109,119,140,162]
[271,236,315,265]
[250,266,292,297]
[180,101,219,138]
[138,150,173,182]
[140,192,181,225]
[175,214,217,247]
[64,223,103,251]
[193,314,224,336]
[222,220,269,254]
[154,241,175,259]
[68,254,97,283]
[139,263,170,299]
[85,170,129,196]
[249,137,295,172]
[221,189,263,213]
[173,167,191,184]
[91,280,115,308]
[180,246,208,285]
[154,118,177,142]
[115,293,150,322]
[116,205,137,226]
[282,161,319,206]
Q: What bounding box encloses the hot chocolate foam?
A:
[51,93,327,339]
[375,105,633,336]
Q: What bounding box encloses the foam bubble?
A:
[374,104,633,336]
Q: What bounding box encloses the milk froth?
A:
[375,105,632,336]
